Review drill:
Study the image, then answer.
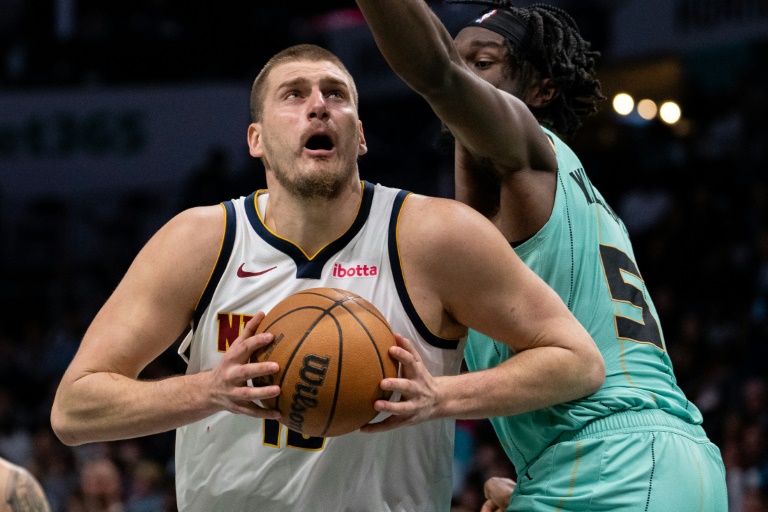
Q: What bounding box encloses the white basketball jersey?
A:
[175,181,467,511]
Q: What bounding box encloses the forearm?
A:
[51,370,218,446]
[355,0,458,94]
[435,344,604,419]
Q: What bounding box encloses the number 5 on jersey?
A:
[599,244,664,350]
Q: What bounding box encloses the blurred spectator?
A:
[742,378,768,430]
[125,460,166,512]
[617,184,673,236]
[40,306,83,381]
[0,386,33,467]
[27,426,77,512]
[66,457,125,512]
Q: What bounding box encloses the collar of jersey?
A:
[243,181,375,279]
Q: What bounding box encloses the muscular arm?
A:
[354,0,555,174]
[399,195,604,419]
[0,459,51,512]
[453,150,501,218]
[51,207,280,446]
[355,0,557,241]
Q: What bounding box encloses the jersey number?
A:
[599,244,664,350]
[262,419,325,450]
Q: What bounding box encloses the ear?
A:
[527,78,559,108]
[357,120,368,156]
[248,123,264,158]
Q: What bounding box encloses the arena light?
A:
[637,99,658,120]
[659,101,682,124]
[613,93,634,116]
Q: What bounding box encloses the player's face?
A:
[249,60,367,199]
[454,27,526,99]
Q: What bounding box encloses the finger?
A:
[226,326,272,364]
[388,345,416,366]
[230,399,281,419]
[487,476,516,493]
[372,396,419,416]
[394,333,415,353]
[359,415,406,434]
[223,348,278,386]
[241,332,276,362]
[392,333,419,357]
[480,500,499,512]
[485,477,515,510]
[379,376,422,399]
[485,477,499,495]
[241,311,265,338]
[227,312,266,353]
[230,381,281,402]
[238,360,280,387]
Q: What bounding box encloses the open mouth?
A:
[305,134,334,151]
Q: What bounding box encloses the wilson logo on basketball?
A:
[332,263,378,278]
[288,354,331,432]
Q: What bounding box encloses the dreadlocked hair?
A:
[447,0,605,137]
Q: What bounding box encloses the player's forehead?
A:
[454,26,507,55]
[267,60,354,93]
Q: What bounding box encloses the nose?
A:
[307,89,329,120]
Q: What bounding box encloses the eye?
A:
[326,90,344,99]
[475,60,493,70]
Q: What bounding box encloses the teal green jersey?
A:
[464,128,702,475]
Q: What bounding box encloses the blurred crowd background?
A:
[1,1,767,511]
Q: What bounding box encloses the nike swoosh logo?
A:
[237,264,277,278]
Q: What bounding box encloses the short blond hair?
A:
[249,44,359,122]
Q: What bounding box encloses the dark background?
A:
[1,1,767,510]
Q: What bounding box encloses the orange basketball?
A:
[252,287,398,437]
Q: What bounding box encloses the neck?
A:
[263,178,363,257]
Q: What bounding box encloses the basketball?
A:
[252,287,398,437]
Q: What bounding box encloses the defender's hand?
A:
[480,477,516,512]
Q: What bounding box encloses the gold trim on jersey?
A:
[195,203,229,309]
[253,181,366,260]
[394,193,453,342]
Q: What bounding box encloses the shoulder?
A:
[147,205,226,261]
[164,204,226,241]
[123,204,227,302]
[398,194,510,258]
[401,193,499,233]
[400,193,475,220]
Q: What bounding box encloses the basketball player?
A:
[0,457,51,512]
[50,44,604,511]
[352,0,728,510]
